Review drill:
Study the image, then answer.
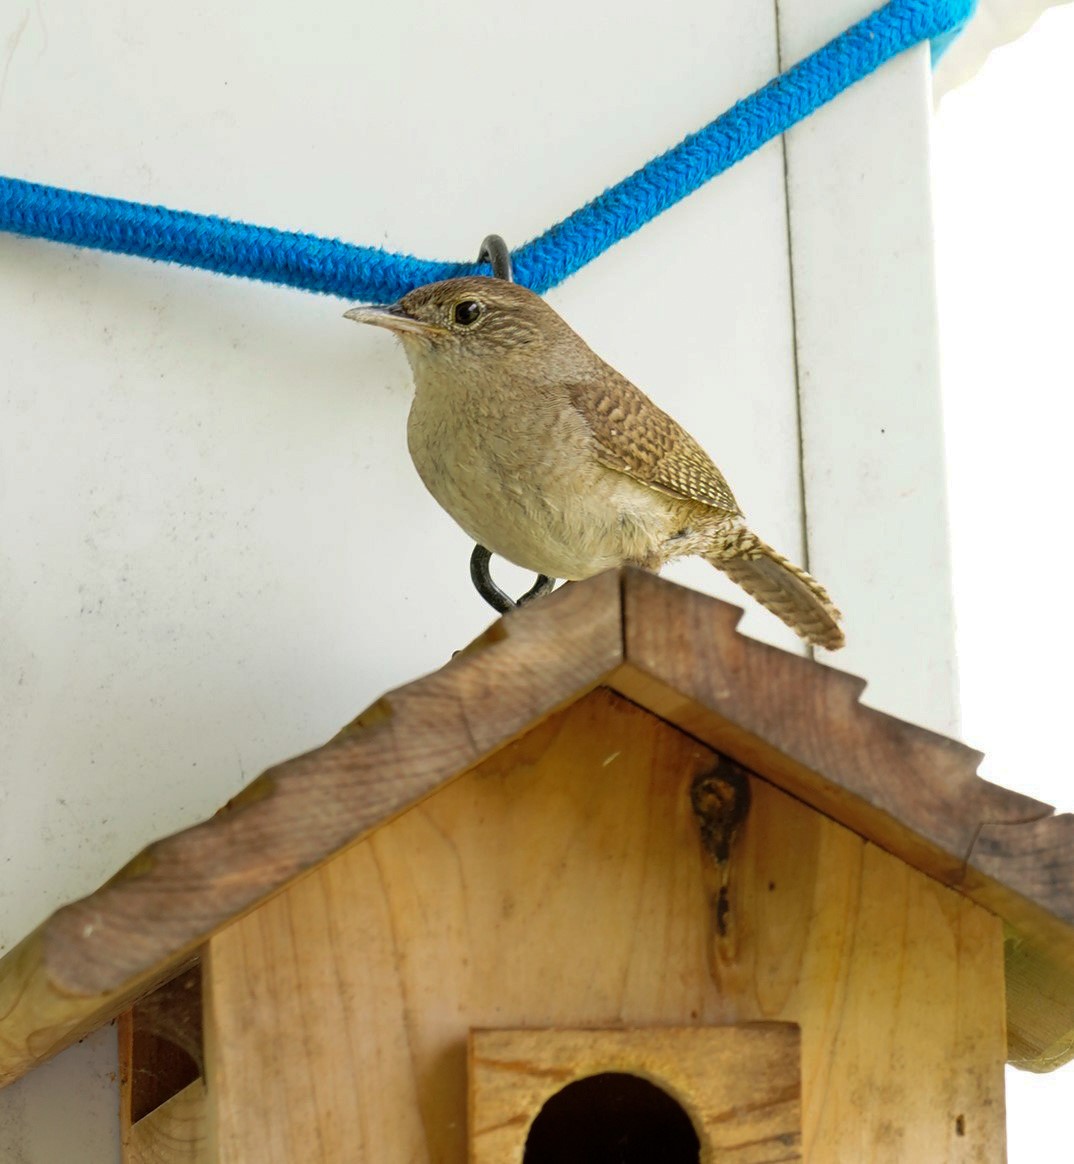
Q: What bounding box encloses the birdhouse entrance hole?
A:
[522,1071,700,1164]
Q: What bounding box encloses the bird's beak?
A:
[343,303,443,336]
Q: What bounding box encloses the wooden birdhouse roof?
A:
[2,567,1073,1088]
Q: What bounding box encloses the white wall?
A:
[0,1,958,1158]
[934,7,1074,1158]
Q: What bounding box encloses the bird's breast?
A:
[405,372,672,579]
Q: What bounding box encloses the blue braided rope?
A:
[0,0,974,302]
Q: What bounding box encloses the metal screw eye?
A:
[466,234,559,615]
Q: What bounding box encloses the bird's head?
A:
[344,277,581,373]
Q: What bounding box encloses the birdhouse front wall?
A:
[191,689,1005,1163]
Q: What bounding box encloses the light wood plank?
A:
[204,688,1005,1162]
[125,1081,208,1164]
[204,692,719,1163]
[470,1025,801,1162]
[710,776,1006,1162]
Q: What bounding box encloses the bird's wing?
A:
[567,372,741,515]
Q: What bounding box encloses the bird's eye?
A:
[454,300,482,326]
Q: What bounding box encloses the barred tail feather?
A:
[706,539,845,650]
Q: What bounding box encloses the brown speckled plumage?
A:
[568,373,740,514]
[346,277,845,650]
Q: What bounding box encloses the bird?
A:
[345,276,844,650]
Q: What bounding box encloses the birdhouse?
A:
[1,569,1070,1163]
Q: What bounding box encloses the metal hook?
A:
[467,234,558,614]
[478,234,513,282]
[469,546,556,614]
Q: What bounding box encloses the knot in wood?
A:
[690,759,751,864]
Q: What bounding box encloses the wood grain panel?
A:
[470,1025,801,1162]
[204,689,1005,1162]
[124,1082,208,1164]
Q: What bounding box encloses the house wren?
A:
[345,277,844,650]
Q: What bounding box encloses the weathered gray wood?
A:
[1,567,1072,1086]
[613,568,1074,1070]
[0,572,623,1086]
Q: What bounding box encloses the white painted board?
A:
[778,0,959,736]
[0,1,950,1158]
